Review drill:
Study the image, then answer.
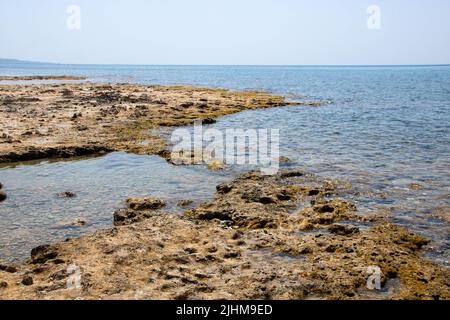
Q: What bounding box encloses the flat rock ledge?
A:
[0,169,448,300]
[0,82,304,164]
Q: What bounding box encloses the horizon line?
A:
[2,58,450,68]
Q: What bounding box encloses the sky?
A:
[1,0,449,65]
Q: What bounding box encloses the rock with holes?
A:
[125,197,166,211]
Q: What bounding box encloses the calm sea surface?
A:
[0,63,449,264]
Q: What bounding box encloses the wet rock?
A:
[299,247,313,254]
[30,245,58,264]
[177,199,194,208]
[231,231,243,240]
[0,264,17,273]
[325,244,338,253]
[113,208,161,226]
[126,197,166,211]
[279,156,291,163]
[280,170,304,178]
[50,269,68,281]
[308,189,321,196]
[56,218,87,228]
[0,146,111,164]
[179,102,194,108]
[61,89,73,97]
[223,251,240,259]
[276,193,291,201]
[329,224,359,236]
[53,259,65,265]
[259,196,276,204]
[57,191,76,198]
[201,118,216,125]
[71,218,87,227]
[316,204,335,213]
[207,160,225,170]
[21,275,33,286]
[0,191,6,202]
[409,183,422,190]
[113,209,138,225]
[216,183,233,194]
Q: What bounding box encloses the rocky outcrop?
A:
[0,82,304,164]
[1,170,448,300]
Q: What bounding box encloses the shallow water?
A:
[0,63,449,265]
[0,153,230,263]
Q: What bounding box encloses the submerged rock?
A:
[207,160,225,171]
[57,191,76,198]
[177,199,194,208]
[55,218,87,228]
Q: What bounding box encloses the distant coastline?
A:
[1,58,449,68]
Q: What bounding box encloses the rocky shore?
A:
[0,169,448,299]
[0,79,448,300]
[0,82,307,164]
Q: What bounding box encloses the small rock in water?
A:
[279,156,291,163]
[207,160,225,171]
[56,218,87,228]
[57,191,76,198]
[409,183,423,190]
[0,191,6,202]
[177,199,194,208]
[201,117,216,125]
[71,218,87,226]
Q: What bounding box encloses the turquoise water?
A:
[0,63,449,264]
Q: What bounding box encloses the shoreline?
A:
[0,79,448,300]
[0,75,87,81]
[0,169,448,299]
[0,81,312,164]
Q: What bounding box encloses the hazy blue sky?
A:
[1,0,449,65]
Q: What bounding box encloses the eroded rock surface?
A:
[1,170,448,300]
[0,82,301,163]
